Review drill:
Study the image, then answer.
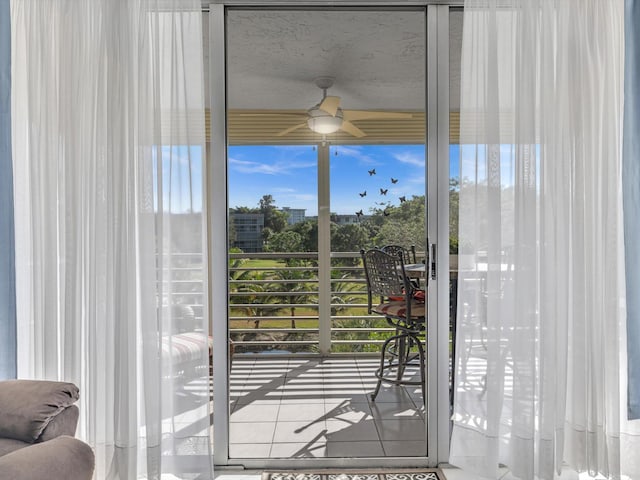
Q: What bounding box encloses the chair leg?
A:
[413,332,426,401]
[371,334,397,401]
[395,334,408,381]
[372,325,426,403]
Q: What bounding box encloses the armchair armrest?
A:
[0,380,79,443]
[38,405,79,442]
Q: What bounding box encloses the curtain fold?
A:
[624,0,640,422]
[0,0,16,381]
[451,1,640,478]
[11,1,211,478]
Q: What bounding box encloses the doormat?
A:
[262,469,445,480]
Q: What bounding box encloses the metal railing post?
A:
[317,143,331,355]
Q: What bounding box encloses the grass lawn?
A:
[242,258,286,269]
[230,318,319,329]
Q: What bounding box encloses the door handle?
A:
[430,243,437,280]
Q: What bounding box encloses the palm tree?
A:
[271,261,318,329]
[228,252,280,330]
[329,274,379,353]
[330,273,365,316]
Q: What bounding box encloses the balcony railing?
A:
[161,251,457,356]
[229,251,395,355]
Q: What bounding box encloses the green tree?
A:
[449,178,459,254]
[330,274,364,316]
[271,266,317,329]
[259,194,288,234]
[331,223,372,253]
[261,226,273,243]
[265,230,304,253]
[290,220,318,252]
[230,206,258,214]
[371,195,426,251]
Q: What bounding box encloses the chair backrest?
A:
[379,244,417,264]
[360,248,413,311]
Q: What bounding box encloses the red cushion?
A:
[389,289,425,302]
[373,300,426,319]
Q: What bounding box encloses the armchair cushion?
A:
[0,438,29,458]
[0,380,79,443]
[0,435,94,480]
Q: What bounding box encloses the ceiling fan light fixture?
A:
[307,106,343,134]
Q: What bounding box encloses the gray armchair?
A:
[0,380,95,480]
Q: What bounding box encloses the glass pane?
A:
[227,144,319,356]
[329,144,426,357]
[226,7,427,460]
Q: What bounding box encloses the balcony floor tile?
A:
[229,356,426,459]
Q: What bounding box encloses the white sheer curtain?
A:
[450,1,640,479]
[11,1,211,478]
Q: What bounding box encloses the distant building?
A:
[230,213,264,252]
[304,214,370,225]
[333,214,362,225]
[280,207,306,225]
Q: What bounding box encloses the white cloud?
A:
[272,187,297,193]
[228,156,315,175]
[393,151,425,167]
[273,145,316,156]
[228,158,284,175]
[334,146,376,165]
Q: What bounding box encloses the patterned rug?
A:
[262,470,444,480]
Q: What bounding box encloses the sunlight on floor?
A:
[229,356,426,459]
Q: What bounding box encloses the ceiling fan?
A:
[242,77,413,138]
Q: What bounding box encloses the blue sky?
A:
[229,144,460,216]
[154,144,461,214]
[154,145,204,213]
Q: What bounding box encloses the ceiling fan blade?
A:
[343,110,413,122]
[237,112,306,117]
[319,96,341,116]
[340,120,366,138]
[276,123,308,136]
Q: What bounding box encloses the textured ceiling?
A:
[220,8,462,144]
[226,9,428,111]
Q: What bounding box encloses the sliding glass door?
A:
[209,3,458,467]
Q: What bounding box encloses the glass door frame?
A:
[208,1,453,468]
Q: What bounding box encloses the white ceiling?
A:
[225,9,431,111]
[215,8,463,144]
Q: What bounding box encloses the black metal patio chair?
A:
[360,248,426,401]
